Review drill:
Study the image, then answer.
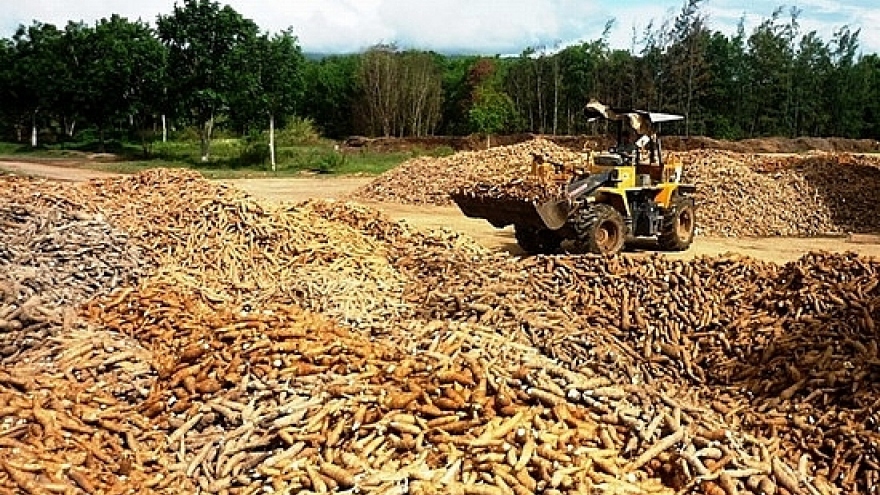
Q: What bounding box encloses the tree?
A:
[792,31,831,136]
[397,50,443,137]
[745,8,796,136]
[469,89,518,148]
[1,4,879,144]
[157,0,259,161]
[438,55,479,134]
[53,22,93,141]
[556,42,602,133]
[230,29,305,170]
[75,16,166,151]
[858,55,880,138]
[8,22,65,146]
[301,55,359,138]
[0,39,14,140]
[262,31,305,169]
[356,45,398,137]
[355,46,443,137]
[828,26,863,137]
[639,18,673,111]
[667,0,709,135]
[702,24,748,138]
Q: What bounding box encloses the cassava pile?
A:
[73,169,487,329]
[0,197,148,361]
[352,140,880,237]
[451,179,568,206]
[398,248,880,495]
[76,278,826,495]
[1,293,170,493]
[0,201,148,307]
[353,139,589,206]
[0,178,169,494]
[682,151,880,236]
[3,169,880,495]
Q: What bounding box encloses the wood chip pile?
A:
[2,170,879,495]
[352,140,880,237]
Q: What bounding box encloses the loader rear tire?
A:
[514,225,561,255]
[571,204,626,255]
[658,196,695,251]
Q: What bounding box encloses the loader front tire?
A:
[658,196,695,251]
[572,204,626,255]
[514,225,561,255]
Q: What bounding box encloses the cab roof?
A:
[584,100,683,134]
[584,106,684,124]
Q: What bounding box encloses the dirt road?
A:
[229,178,880,263]
[0,160,116,181]
[3,159,879,263]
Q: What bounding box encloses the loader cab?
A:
[584,102,684,187]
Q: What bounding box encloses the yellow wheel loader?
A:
[451,100,696,256]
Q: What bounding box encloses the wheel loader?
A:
[450,100,696,255]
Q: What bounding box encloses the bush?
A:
[172,125,238,142]
[274,117,321,146]
[239,133,269,166]
[269,146,346,173]
[172,126,202,142]
[314,150,346,173]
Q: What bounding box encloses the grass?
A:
[0,142,69,159]
[0,138,454,178]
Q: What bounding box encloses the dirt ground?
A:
[3,159,879,263]
[228,178,880,263]
[0,159,117,181]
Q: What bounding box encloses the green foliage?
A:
[239,132,270,166]
[2,1,880,144]
[468,89,519,135]
[173,126,238,142]
[437,55,480,135]
[157,0,260,159]
[7,22,67,145]
[273,117,321,146]
[69,16,167,151]
[314,150,347,173]
[301,55,359,138]
[227,28,306,136]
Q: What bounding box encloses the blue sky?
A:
[2,0,878,55]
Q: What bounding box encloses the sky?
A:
[2,0,878,56]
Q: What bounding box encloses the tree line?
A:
[1,0,879,162]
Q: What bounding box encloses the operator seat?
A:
[594,152,623,167]
[636,163,663,183]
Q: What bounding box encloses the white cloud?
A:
[856,9,880,56]
[704,0,880,54]
[275,0,604,54]
[2,0,878,55]
[2,0,174,30]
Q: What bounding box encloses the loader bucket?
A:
[450,193,567,230]
[535,199,571,230]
